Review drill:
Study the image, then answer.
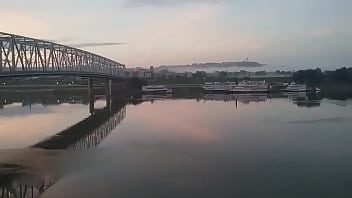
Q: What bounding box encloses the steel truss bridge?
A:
[0,32,125,79]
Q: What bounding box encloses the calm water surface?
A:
[1,91,352,197]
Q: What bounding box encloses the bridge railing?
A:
[0,32,125,78]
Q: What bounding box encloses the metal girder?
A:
[0,32,126,78]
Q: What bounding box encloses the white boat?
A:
[284,83,321,92]
[202,82,234,92]
[142,85,172,94]
[284,83,307,92]
[285,83,322,92]
[230,81,268,93]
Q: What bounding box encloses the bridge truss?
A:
[0,32,125,78]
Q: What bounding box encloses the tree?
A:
[293,68,324,86]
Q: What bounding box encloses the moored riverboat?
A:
[142,85,173,94]
[230,80,268,93]
[202,82,235,93]
[284,83,321,92]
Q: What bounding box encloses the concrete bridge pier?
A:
[88,78,113,114]
[88,78,94,114]
[0,49,2,72]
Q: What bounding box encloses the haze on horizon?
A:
[0,0,351,70]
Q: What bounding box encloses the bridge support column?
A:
[106,79,112,112]
[0,47,2,72]
[88,78,94,114]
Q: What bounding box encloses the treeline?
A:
[150,71,290,85]
[151,71,207,84]
[293,67,352,86]
[147,67,352,86]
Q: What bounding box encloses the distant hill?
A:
[221,61,265,67]
[155,61,266,73]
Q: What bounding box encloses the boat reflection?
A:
[232,93,268,104]
[142,94,173,101]
[202,93,268,107]
[139,92,324,108]
[202,94,232,101]
[201,92,322,108]
[285,92,321,108]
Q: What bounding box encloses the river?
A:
[0,90,352,197]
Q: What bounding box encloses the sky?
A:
[0,0,351,70]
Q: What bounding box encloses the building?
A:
[125,67,154,79]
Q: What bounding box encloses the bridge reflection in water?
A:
[0,92,127,198]
[70,107,125,150]
[33,100,126,150]
[0,178,55,198]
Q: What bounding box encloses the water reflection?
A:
[202,93,267,104]
[140,92,325,108]
[33,101,126,150]
[137,92,352,110]
[0,90,352,198]
[0,91,90,108]
[0,161,57,198]
[0,90,127,198]
[285,92,322,108]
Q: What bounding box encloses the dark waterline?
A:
[0,90,352,198]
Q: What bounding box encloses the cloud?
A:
[69,42,127,48]
[124,0,225,7]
